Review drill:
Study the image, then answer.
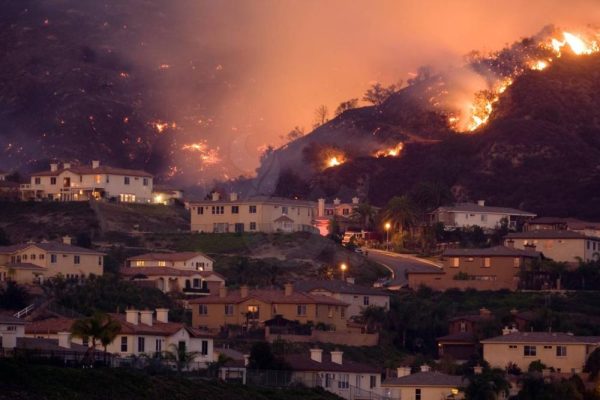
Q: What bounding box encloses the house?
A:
[189,284,349,332]
[25,308,215,369]
[120,252,225,296]
[381,366,464,400]
[0,236,105,284]
[430,201,536,231]
[505,230,600,263]
[437,308,494,360]
[481,331,600,373]
[524,217,600,238]
[313,197,361,236]
[20,160,153,203]
[407,246,540,291]
[189,193,317,234]
[152,185,184,205]
[293,279,390,318]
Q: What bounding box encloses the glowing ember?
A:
[375,142,404,157]
[530,60,549,71]
[328,156,343,167]
[182,141,221,166]
[159,64,171,70]
[151,121,177,133]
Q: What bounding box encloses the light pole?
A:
[384,222,391,251]
[340,262,347,281]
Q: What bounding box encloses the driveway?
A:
[367,249,442,289]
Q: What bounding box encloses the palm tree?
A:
[351,202,376,230]
[162,343,201,372]
[359,306,387,333]
[382,196,418,246]
[71,312,121,364]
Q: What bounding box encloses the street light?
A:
[340,262,347,281]
[384,222,391,251]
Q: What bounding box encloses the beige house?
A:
[0,237,105,284]
[294,279,390,318]
[430,201,536,231]
[189,193,317,234]
[21,160,153,203]
[152,185,184,205]
[25,308,215,368]
[121,252,224,295]
[313,197,364,236]
[505,230,600,263]
[482,331,600,373]
[381,366,464,400]
[189,284,349,332]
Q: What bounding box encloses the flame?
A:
[151,121,177,133]
[530,60,549,71]
[328,156,343,167]
[182,142,222,166]
[551,32,598,56]
[375,142,404,157]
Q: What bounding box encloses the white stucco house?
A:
[430,201,536,231]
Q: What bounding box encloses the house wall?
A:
[407,272,518,291]
[507,237,599,263]
[451,212,509,230]
[442,255,522,288]
[265,328,379,347]
[307,289,390,318]
[190,201,316,233]
[382,386,460,400]
[129,254,214,270]
[291,370,381,400]
[483,342,593,372]
[143,274,223,295]
[0,266,44,284]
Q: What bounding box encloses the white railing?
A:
[13,303,35,318]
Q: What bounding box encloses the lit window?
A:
[452,258,460,267]
[95,175,101,184]
[484,258,491,268]
[158,261,166,267]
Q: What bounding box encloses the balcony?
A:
[182,286,210,295]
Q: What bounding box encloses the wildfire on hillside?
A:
[151,120,177,134]
[182,141,221,166]
[374,142,404,158]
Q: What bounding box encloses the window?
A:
[281,206,288,215]
[484,257,491,268]
[250,222,257,230]
[370,375,377,389]
[363,296,370,306]
[249,205,257,214]
[481,214,487,222]
[341,307,345,318]
[155,339,162,353]
[143,178,148,186]
[124,177,130,185]
[50,177,56,185]
[31,254,36,260]
[225,304,234,316]
[201,340,208,355]
[199,304,208,315]
[247,305,259,319]
[197,207,204,215]
[524,345,537,356]
[193,278,200,288]
[342,208,349,215]
[338,374,349,389]
[50,254,57,263]
[106,175,110,183]
[34,177,41,185]
[297,304,307,316]
[415,388,422,400]
[22,254,27,261]
[137,337,145,353]
[556,346,567,357]
[460,321,467,332]
[120,337,128,352]
[95,175,101,184]
[509,345,517,349]
[74,255,80,264]
[328,306,333,318]
[135,261,145,267]
[234,223,244,233]
[325,373,333,388]
[158,261,166,267]
[211,206,225,214]
[452,257,460,267]
[514,257,520,268]
[232,205,239,214]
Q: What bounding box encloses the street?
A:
[367,249,442,289]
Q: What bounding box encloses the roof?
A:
[273,215,295,223]
[127,252,214,262]
[434,203,536,217]
[284,353,379,373]
[31,165,152,178]
[436,332,477,343]
[448,312,493,323]
[4,263,47,271]
[443,246,540,258]
[189,288,349,306]
[120,267,224,280]
[0,313,26,325]
[109,313,186,336]
[506,230,595,240]
[153,185,183,192]
[26,317,74,334]
[294,280,389,297]
[383,371,465,387]
[190,195,316,208]
[16,337,91,353]
[481,331,600,344]
[0,242,105,255]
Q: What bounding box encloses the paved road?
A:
[367,249,442,289]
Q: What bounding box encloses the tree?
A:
[464,366,510,400]
[285,126,305,142]
[382,196,418,247]
[0,281,29,310]
[585,347,600,380]
[362,82,401,106]
[0,228,10,246]
[351,202,376,230]
[71,312,121,363]
[247,342,290,370]
[162,343,201,372]
[359,306,387,332]
[313,105,329,128]
[335,98,359,116]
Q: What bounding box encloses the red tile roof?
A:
[189,288,348,306]
[26,317,75,334]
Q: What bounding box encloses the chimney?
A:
[62,235,72,245]
[502,326,511,335]
[420,364,431,373]
[396,366,411,377]
[243,354,250,367]
[310,348,323,363]
[1,330,17,349]
[317,198,325,217]
[57,331,71,349]
[333,198,341,206]
[331,350,343,365]
[352,196,359,205]
[479,307,491,317]
[126,309,139,325]
[155,308,169,323]
[92,160,100,169]
[50,163,58,172]
[284,283,293,296]
[229,192,238,201]
[346,277,355,285]
[240,285,249,298]
[473,365,483,375]
[140,310,153,326]
[219,285,228,298]
[211,192,220,201]
[524,243,536,251]
[63,162,71,169]
[477,200,485,207]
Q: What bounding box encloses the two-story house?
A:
[381,366,464,400]
[505,230,600,263]
[430,201,536,231]
[189,193,317,234]
[189,284,349,332]
[0,236,105,284]
[436,308,495,360]
[120,252,225,295]
[21,160,153,203]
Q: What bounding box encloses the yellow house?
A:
[189,284,349,331]
[0,236,105,284]
[481,331,600,373]
[505,230,600,263]
[189,193,317,233]
[381,366,464,400]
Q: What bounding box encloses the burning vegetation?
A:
[374,142,404,158]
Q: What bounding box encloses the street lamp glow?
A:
[384,222,391,251]
[384,222,391,230]
[340,263,347,271]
